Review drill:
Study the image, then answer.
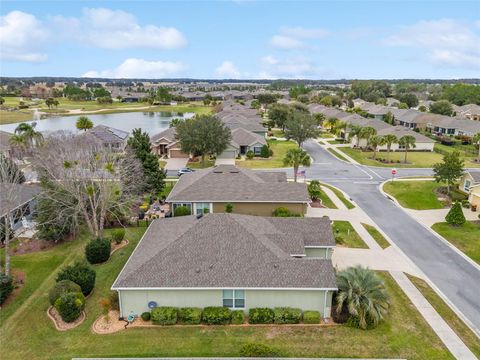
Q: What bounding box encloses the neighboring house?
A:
[0,183,42,231]
[150,127,190,159]
[456,104,480,121]
[226,127,267,158]
[86,125,129,150]
[0,130,13,158]
[166,165,310,216]
[459,171,480,194]
[469,186,480,208]
[376,127,435,152]
[425,117,480,137]
[111,213,337,318]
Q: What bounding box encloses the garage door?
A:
[169,149,189,158]
[217,150,236,159]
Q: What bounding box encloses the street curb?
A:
[379,179,480,339]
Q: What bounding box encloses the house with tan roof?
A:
[111,213,337,318]
[166,165,310,216]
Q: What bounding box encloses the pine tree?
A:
[445,202,466,226]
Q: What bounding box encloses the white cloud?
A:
[384,19,480,69]
[270,26,329,50]
[54,8,187,49]
[82,58,185,78]
[259,55,324,79]
[0,11,49,62]
[215,60,241,78]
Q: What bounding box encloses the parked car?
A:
[177,168,194,176]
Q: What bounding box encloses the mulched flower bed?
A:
[47,306,86,331]
[310,199,326,208]
[110,239,129,255]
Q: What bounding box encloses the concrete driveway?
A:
[164,157,188,171]
[215,158,235,165]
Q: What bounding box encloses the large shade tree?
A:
[175,114,231,166]
[268,103,291,131]
[336,266,390,330]
[283,147,311,182]
[284,110,320,147]
[433,150,464,194]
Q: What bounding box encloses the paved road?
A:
[301,139,480,334]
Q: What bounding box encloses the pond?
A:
[0,111,195,135]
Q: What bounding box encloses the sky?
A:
[0,0,479,80]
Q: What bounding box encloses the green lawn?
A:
[187,158,215,169]
[0,110,35,124]
[326,139,345,145]
[0,247,454,360]
[332,221,368,248]
[338,147,453,168]
[431,221,480,264]
[318,132,334,139]
[269,129,285,138]
[407,275,480,358]
[361,223,391,249]
[320,182,355,209]
[327,148,350,162]
[383,180,446,210]
[434,143,479,166]
[318,189,337,209]
[236,139,297,168]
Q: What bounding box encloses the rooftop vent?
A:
[195,268,201,273]
[273,264,279,268]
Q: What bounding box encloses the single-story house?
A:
[111,213,337,318]
[226,127,267,158]
[86,125,129,150]
[455,104,480,121]
[166,165,310,216]
[459,171,480,194]
[0,183,42,231]
[150,127,190,158]
[425,117,480,137]
[375,127,435,152]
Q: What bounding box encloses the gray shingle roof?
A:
[377,126,435,143]
[467,171,480,183]
[112,213,336,289]
[151,127,176,144]
[231,128,266,147]
[0,183,42,217]
[87,125,129,144]
[166,165,309,203]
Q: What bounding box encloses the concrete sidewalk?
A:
[406,208,479,227]
[391,271,478,360]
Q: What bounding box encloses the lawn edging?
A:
[378,178,480,338]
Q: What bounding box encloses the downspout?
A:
[323,290,328,320]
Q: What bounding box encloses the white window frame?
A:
[194,202,211,215]
[464,180,471,192]
[222,289,245,309]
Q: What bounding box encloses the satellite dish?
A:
[148,301,157,309]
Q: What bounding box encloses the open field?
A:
[338,147,480,168]
[432,221,480,264]
[407,275,480,357]
[236,139,297,168]
[0,232,454,360]
[332,221,368,248]
[383,180,446,210]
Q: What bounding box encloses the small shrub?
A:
[174,206,191,217]
[260,145,270,158]
[239,342,284,357]
[56,261,96,296]
[308,180,322,201]
[48,279,82,305]
[248,308,274,324]
[110,228,125,244]
[202,306,231,325]
[141,312,151,321]
[0,274,13,305]
[272,207,301,217]
[109,291,119,310]
[85,237,111,264]
[303,310,321,324]
[246,150,254,160]
[225,203,233,213]
[461,200,471,209]
[231,310,245,325]
[178,307,202,325]
[151,306,178,325]
[273,307,302,324]
[445,202,466,226]
[54,292,85,323]
[99,297,112,315]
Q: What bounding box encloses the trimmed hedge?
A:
[273,307,302,324]
[174,206,191,217]
[48,280,82,305]
[248,308,274,324]
[202,306,231,325]
[178,307,202,325]
[141,312,151,321]
[0,274,13,305]
[54,292,85,323]
[85,237,111,264]
[111,228,125,244]
[239,342,284,357]
[56,261,96,296]
[151,307,178,325]
[231,310,245,325]
[303,310,321,324]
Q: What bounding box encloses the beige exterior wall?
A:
[305,247,333,259]
[350,137,434,152]
[458,173,476,194]
[212,202,307,216]
[118,288,333,318]
[469,187,480,207]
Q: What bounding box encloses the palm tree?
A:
[358,126,377,150]
[76,116,94,132]
[334,121,347,138]
[14,122,43,149]
[325,117,338,134]
[398,135,416,163]
[9,134,27,153]
[473,132,480,162]
[383,134,398,163]
[283,147,311,182]
[348,125,363,147]
[368,135,384,160]
[336,266,390,330]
